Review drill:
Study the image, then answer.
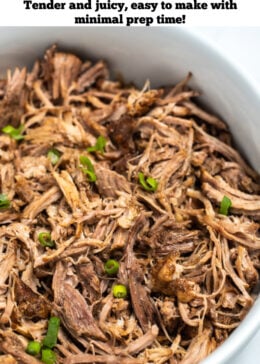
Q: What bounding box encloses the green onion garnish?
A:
[0,194,10,209]
[87,136,107,154]
[219,195,232,216]
[42,317,60,349]
[41,348,57,364]
[112,284,127,299]
[47,149,60,165]
[2,124,24,140]
[104,259,120,275]
[138,172,158,192]
[79,156,96,182]
[26,340,42,356]
[38,232,55,248]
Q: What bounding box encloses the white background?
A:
[0,0,259,26]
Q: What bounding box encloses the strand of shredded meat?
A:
[0,46,259,364]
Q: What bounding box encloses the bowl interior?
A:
[0,27,259,364]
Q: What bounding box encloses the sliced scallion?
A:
[42,316,60,349]
[79,156,96,182]
[104,259,120,275]
[26,340,42,356]
[219,195,232,216]
[138,172,158,192]
[112,284,127,299]
[87,136,107,154]
[38,232,55,248]
[47,149,60,165]
[41,348,57,364]
[2,124,24,140]
[0,194,10,209]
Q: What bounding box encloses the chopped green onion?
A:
[138,172,158,192]
[47,149,60,165]
[26,340,42,356]
[2,124,24,140]
[219,195,232,216]
[87,136,107,154]
[42,317,60,349]
[38,232,55,249]
[0,194,10,209]
[79,156,96,182]
[112,284,127,299]
[41,348,57,364]
[104,259,120,275]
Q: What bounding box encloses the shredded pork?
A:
[0,46,260,364]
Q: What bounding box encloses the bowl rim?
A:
[165,27,260,98]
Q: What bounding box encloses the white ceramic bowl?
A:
[0,27,259,364]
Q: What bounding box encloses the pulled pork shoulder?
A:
[0,46,259,364]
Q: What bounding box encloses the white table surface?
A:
[192,27,260,364]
